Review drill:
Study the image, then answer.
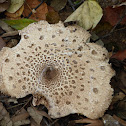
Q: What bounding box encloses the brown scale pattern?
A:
[0,21,115,119]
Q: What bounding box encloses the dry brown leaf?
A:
[13,119,30,126]
[0,0,6,3]
[27,107,43,125]
[112,92,125,105]
[50,0,67,12]
[111,50,126,61]
[71,118,104,126]
[5,5,24,19]
[27,106,52,126]
[23,0,48,21]
[11,109,29,123]
[35,108,52,121]
[113,114,126,126]
[0,102,12,126]
[0,20,14,32]
[30,118,39,126]
[1,31,19,37]
[0,0,11,12]
[103,6,126,26]
[0,37,6,51]
[46,6,60,24]
[6,39,18,48]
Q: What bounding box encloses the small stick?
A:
[26,0,44,18]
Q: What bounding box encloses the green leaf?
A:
[65,0,103,30]
[3,19,37,30]
[7,0,25,13]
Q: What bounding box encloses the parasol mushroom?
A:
[0,21,115,119]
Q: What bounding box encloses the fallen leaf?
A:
[27,107,43,125]
[103,6,126,26]
[97,0,125,8]
[0,102,12,126]
[7,0,25,13]
[69,118,104,126]
[0,20,14,32]
[112,92,125,105]
[65,0,103,30]
[113,1,126,8]
[50,0,67,11]
[6,39,18,48]
[3,18,37,30]
[0,37,6,51]
[113,114,126,126]
[0,0,11,12]
[23,0,48,21]
[1,31,19,37]
[11,109,29,123]
[0,0,6,3]
[46,6,60,24]
[90,32,104,46]
[30,118,39,126]
[5,5,24,19]
[0,27,5,35]
[115,100,126,120]
[13,119,30,126]
[7,98,18,104]
[111,50,126,61]
[102,114,120,126]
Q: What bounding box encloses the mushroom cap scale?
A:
[0,21,115,119]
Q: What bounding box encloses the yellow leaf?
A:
[7,0,25,13]
[65,0,103,30]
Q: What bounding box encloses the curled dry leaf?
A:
[7,0,25,13]
[0,0,11,13]
[5,5,24,19]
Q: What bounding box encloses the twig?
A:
[11,96,32,117]
[6,102,26,110]
[68,0,85,11]
[68,0,76,10]
[26,0,44,18]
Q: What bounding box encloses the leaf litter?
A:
[0,0,126,126]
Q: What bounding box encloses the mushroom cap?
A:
[0,21,115,119]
